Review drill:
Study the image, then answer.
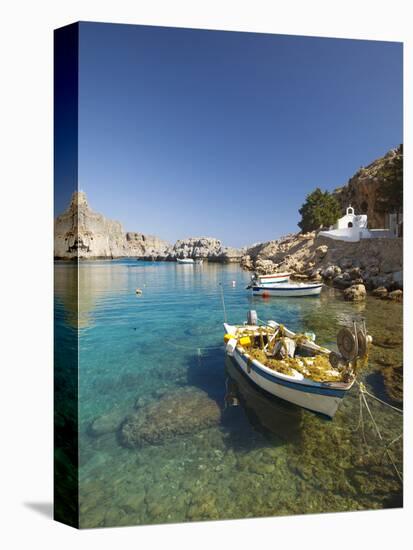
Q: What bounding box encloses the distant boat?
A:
[194,258,203,265]
[252,282,323,297]
[247,272,291,289]
[176,258,194,264]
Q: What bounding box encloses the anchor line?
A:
[355,381,403,483]
[219,282,227,323]
[163,339,224,353]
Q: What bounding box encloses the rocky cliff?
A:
[333,145,403,228]
[240,145,404,297]
[126,232,170,259]
[54,192,243,262]
[172,237,222,259]
[54,192,129,259]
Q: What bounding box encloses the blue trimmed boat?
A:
[224,314,371,417]
[252,282,323,297]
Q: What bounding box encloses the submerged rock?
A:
[372,286,388,298]
[119,387,222,447]
[88,408,126,437]
[382,364,403,403]
[343,284,366,302]
[387,289,403,302]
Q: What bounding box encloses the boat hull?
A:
[252,284,322,297]
[230,347,349,417]
[176,258,194,264]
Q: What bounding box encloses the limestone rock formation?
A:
[343,284,366,302]
[333,145,403,229]
[242,231,402,292]
[387,289,403,302]
[240,255,254,270]
[156,237,244,263]
[126,232,170,259]
[172,237,222,259]
[209,246,245,263]
[372,287,388,298]
[54,191,171,260]
[54,192,128,259]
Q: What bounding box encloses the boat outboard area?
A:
[223,310,372,417]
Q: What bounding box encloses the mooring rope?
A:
[359,384,403,414]
[163,339,224,353]
[353,390,368,446]
[355,381,403,483]
[219,283,227,323]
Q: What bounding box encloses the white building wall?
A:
[319,206,394,242]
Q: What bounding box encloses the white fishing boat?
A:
[194,258,204,265]
[224,311,371,417]
[176,258,194,264]
[248,272,291,287]
[252,282,323,297]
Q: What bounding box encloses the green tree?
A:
[376,144,403,213]
[298,188,341,232]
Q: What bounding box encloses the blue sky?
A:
[73,23,402,247]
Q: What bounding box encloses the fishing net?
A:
[231,325,369,383]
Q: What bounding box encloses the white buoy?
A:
[232,280,236,287]
[135,288,142,295]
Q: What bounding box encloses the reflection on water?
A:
[55,260,403,527]
[225,357,303,444]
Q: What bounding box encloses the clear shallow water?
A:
[54,260,403,527]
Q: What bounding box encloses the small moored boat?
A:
[224,311,371,417]
[176,258,194,264]
[247,272,291,288]
[252,282,323,297]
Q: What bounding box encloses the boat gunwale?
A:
[255,272,292,279]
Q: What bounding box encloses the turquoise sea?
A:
[54,260,403,528]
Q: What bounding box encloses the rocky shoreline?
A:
[54,192,403,302]
[240,232,403,302]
